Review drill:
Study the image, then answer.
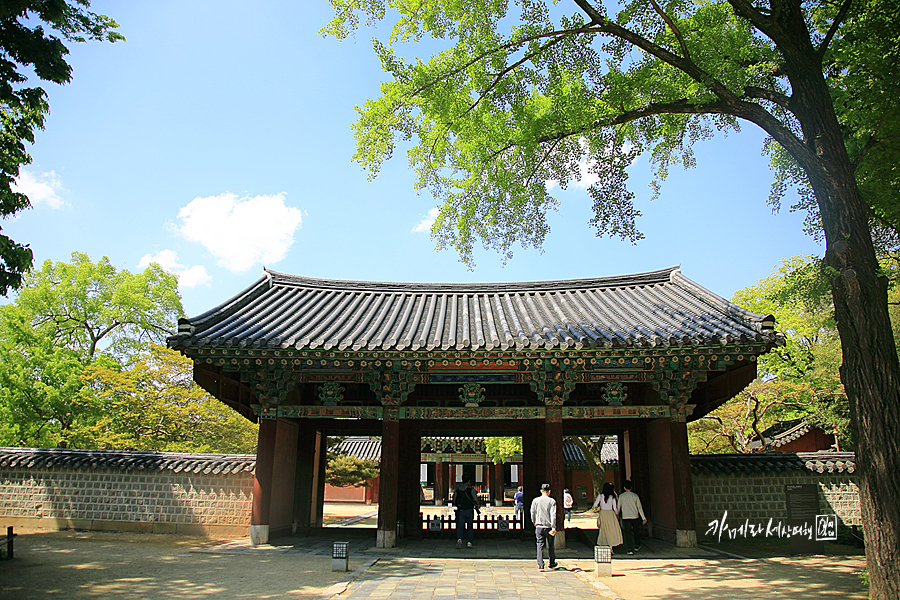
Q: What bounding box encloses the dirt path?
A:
[0,530,368,600]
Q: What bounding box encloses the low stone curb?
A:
[315,557,379,600]
[562,560,625,600]
[325,511,379,528]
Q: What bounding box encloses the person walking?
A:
[514,486,524,521]
[452,475,480,549]
[619,480,647,554]
[593,482,623,549]
[530,483,558,571]
[563,488,574,524]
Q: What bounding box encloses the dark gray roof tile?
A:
[0,447,256,474]
[170,267,780,353]
[691,452,856,475]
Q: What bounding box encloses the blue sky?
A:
[6,0,822,318]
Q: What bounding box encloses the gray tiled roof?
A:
[690,452,856,475]
[336,436,619,467]
[1,447,856,477]
[0,447,256,475]
[170,267,778,352]
[748,419,826,451]
[563,437,619,467]
[337,437,382,462]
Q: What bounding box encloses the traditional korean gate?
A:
[170,267,779,549]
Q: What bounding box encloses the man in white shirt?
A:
[563,488,574,523]
[619,480,647,554]
[529,483,558,571]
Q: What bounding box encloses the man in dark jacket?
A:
[452,475,480,549]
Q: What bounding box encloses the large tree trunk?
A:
[791,73,900,600]
[818,170,900,600]
[570,435,606,506]
[746,5,900,593]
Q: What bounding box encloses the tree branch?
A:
[572,0,737,101]
[818,0,855,61]
[648,0,691,60]
[724,0,775,37]
[525,137,564,188]
[484,94,810,176]
[460,35,567,120]
[743,86,793,111]
[570,0,605,23]
[409,25,603,99]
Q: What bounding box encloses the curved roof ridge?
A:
[178,272,273,330]
[263,266,680,294]
[670,269,774,327]
[170,265,783,352]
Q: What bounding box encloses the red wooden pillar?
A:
[251,418,277,545]
[398,420,422,540]
[647,418,697,546]
[434,458,444,506]
[293,419,318,532]
[268,419,299,540]
[492,461,505,506]
[670,420,697,546]
[522,423,539,536]
[313,430,327,528]
[629,423,652,527]
[377,410,400,548]
[546,407,566,548]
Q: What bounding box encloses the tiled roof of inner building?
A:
[563,438,619,467]
[691,452,856,475]
[336,436,619,467]
[169,267,780,353]
[338,437,382,462]
[0,447,256,475]
[748,419,826,451]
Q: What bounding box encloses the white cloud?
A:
[573,157,602,190]
[412,207,439,232]
[137,249,212,288]
[545,156,598,191]
[12,170,66,208]
[176,265,213,288]
[137,249,181,271]
[545,139,638,191]
[175,192,302,273]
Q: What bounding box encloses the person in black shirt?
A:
[452,475,480,549]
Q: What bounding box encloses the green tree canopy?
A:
[0,252,185,448]
[484,436,522,464]
[0,308,101,447]
[690,256,856,453]
[80,345,258,453]
[326,437,380,487]
[325,2,900,593]
[13,252,183,360]
[0,2,123,294]
[324,0,897,266]
[326,453,380,488]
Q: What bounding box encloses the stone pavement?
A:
[195,530,725,599]
[192,523,867,599]
[336,558,606,600]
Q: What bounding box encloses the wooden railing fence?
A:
[420,512,523,538]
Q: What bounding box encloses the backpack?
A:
[453,485,478,510]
